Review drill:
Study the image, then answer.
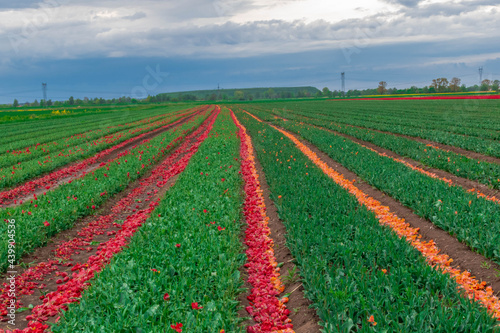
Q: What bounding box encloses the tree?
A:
[431,78,449,93]
[68,96,75,105]
[266,88,275,99]
[480,79,492,91]
[322,87,331,97]
[449,77,461,92]
[377,81,387,95]
[13,99,19,107]
[234,91,245,100]
[492,80,500,92]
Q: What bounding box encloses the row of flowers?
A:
[231,110,294,333]
[254,105,500,190]
[2,111,168,158]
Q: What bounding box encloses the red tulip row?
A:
[339,95,500,101]
[0,107,208,206]
[231,110,294,333]
[0,107,221,333]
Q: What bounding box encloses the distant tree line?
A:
[154,87,318,102]
[9,79,500,107]
[12,96,134,108]
[367,77,499,96]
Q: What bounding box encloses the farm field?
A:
[0,100,499,332]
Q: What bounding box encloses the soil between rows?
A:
[282,129,500,297]
[0,106,208,208]
[0,110,213,330]
[307,122,500,199]
[358,125,500,165]
[237,145,321,332]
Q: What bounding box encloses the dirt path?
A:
[0,109,218,330]
[0,106,210,208]
[274,110,500,165]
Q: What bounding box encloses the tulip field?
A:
[0,99,499,332]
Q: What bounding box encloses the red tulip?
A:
[191,302,203,310]
[170,323,182,332]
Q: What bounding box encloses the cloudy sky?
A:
[0,0,499,103]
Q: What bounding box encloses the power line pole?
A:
[341,72,345,97]
[479,67,483,86]
[42,83,47,101]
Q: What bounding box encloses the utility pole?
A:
[479,67,483,86]
[341,72,345,97]
[42,83,47,102]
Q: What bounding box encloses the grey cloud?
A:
[400,0,499,18]
[381,0,422,7]
[0,0,42,9]
[123,11,146,21]
[0,0,499,64]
